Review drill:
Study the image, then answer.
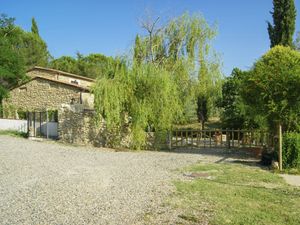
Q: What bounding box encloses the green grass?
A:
[172,163,300,225]
[279,168,300,175]
[0,130,27,138]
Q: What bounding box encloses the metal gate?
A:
[27,111,58,139]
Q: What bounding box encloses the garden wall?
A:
[58,104,131,148]
[0,118,27,132]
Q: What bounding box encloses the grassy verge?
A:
[171,163,300,225]
[279,168,300,175]
[0,130,27,138]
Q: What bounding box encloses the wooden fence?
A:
[170,129,273,149]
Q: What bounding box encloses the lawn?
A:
[171,163,300,225]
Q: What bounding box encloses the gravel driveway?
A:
[0,136,253,224]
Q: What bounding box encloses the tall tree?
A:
[93,13,223,149]
[133,35,145,66]
[268,0,296,48]
[219,68,262,129]
[241,46,300,133]
[76,53,117,79]
[0,15,27,115]
[0,14,50,68]
[134,13,223,125]
[0,38,26,98]
[31,17,39,36]
[21,31,50,67]
[49,53,120,79]
[50,56,79,74]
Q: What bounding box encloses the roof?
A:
[27,66,95,82]
[11,75,90,92]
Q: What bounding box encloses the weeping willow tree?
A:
[134,13,223,125]
[93,12,222,149]
[93,60,181,149]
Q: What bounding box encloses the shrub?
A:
[283,132,300,169]
[17,110,27,120]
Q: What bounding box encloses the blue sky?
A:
[1,0,300,75]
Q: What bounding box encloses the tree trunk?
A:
[201,120,205,130]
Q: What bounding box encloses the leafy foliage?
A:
[31,17,39,36]
[50,56,79,74]
[0,14,50,68]
[283,132,300,169]
[76,53,118,79]
[219,68,263,129]
[20,31,50,68]
[50,53,117,79]
[241,46,300,132]
[134,13,223,125]
[0,15,27,113]
[0,14,51,115]
[219,68,246,129]
[268,0,296,48]
[93,13,222,149]
[0,38,26,91]
[93,62,181,149]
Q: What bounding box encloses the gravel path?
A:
[0,136,254,224]
[280,174,300,187]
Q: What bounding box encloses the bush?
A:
[283,132,300,169]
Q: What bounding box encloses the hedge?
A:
[283,132,300,169]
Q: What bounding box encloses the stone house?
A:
[2,66,132,147]
[2,66,94,118]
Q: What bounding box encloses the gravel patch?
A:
[280,174,300,187]
[0,136,257,224]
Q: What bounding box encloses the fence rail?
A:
[170,129,273,149]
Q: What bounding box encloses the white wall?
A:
[0,119,58,138]
[29,121,58,138]
[39,122,58,138]
[0,119,27,132]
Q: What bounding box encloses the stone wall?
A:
[2,78,83,118]
[58,104,131,148]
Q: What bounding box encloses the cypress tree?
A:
[268,0,296,48]
[31,17,39,36]
[133,35,143,65]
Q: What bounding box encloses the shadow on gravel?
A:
[158,147,264,168]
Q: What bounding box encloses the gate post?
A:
[27,112,34,138]
[167,131,172,150]
[226,129,230,148]
[46,110,49,139]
